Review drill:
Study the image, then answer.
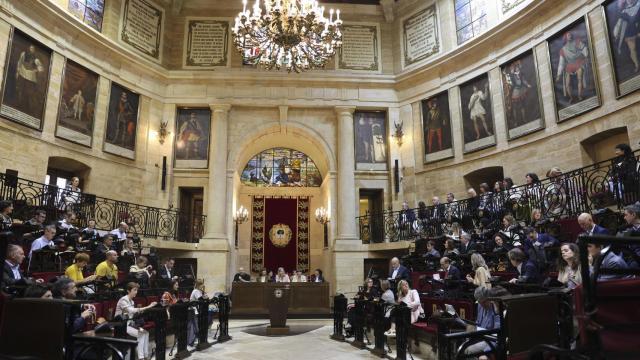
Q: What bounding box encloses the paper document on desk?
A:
[432,273,441,280]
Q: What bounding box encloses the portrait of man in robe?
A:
[0,28,52,130]
[603,0,640,96]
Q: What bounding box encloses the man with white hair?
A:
[459,232,477,255]
[388,257,410,284]
[3,244,44,288]
[577,213,609,236]
[110,222,129,241]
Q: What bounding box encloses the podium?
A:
[266,286,290,335]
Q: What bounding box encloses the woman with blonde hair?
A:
[384,279,424,337]
[466,253,492,289]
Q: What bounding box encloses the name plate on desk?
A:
[231,282,330,316]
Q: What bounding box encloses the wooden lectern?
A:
[266,286,290,335]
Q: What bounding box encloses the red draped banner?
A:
[251,196,309,274]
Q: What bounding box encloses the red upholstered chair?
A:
[133,297,147,307]
[102,299,118,320]
[574,279,640,357]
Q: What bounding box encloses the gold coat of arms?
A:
[269,223,292,248]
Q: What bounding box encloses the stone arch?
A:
[229,122,336,177]
[580,126,630,164]
[463,166,504,191]
[46,156,92,188]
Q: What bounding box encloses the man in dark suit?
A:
[459,232,477,255]
[388,257,410,285]
[439,257,462,281]
[507,248,540,284]
[159,258,179,281]
[578,213,609,236]
[3,244,44,292]
[587,243,630,281]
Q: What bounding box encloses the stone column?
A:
[204,104,231,245]
[335,106,358,241]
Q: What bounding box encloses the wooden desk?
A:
[231,282,330,316]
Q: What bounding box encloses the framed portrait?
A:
[499,49,545,140]
[354,111,388,170]
[103,82,140,159]
[55,59,100,147]
[0,28,53,131]
[459,73,496,153]
[602,0,640,97]
[174,107,211,169]
[421,91,454,163]
[546,16,600,122]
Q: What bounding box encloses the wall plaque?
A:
[120,0,164,60]
[403,5,440,67]
[183,18,229,68]
[338,24,379,71]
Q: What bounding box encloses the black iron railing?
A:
[358,150,640,243]
[0,172,206,242]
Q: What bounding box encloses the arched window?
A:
[241,148,322,187]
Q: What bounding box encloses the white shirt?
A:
[5,260,21,279]
[30,236,53,257]
[291,275,307,283]
[58,219,75,230]
[275,274,290,283]
[391,268,399,279]
[110,229,127,241]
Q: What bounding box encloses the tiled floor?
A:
[185,319,431,360]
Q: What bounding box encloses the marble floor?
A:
[184,319,432,360]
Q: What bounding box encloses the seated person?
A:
[94,234,114,264]
[23,209,46,237]
[443,239,461,258]
[578,212,609,236]
[275,267,290,282]
[312,268,324,283]
[379,280,395,304]
[459,232,477,255]
[492,233,512,254]
[524,227,558,250]
[507,248,540,284]
[233,267,251,282]
[291,270,307,282]
[587,242,630,281]
[466,253,492,289]
[257,269,270,282]
[557,243,582,289]
[81,219,99,250]
[462,287,509,359]
[424,240,441,258]
[129,256,154,288]
[52,278,78,300]
[65,252,97,286]
[619,203,640,261]
[440,256,462,281]
[110,222,129,242]
[159,258,179,281]
[363,277,380,300]
[58,211,77,231]
[121,238,137,257]
[29,225,57,258]
[161,279,180,306]
[3,244,44,290]
[95,250,119,288]
[116,282,157,360]
[385,280,424,336]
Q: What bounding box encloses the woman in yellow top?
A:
[64,252,97,285]
[466,253,492,289]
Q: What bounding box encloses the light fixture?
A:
[158,121,169,144]
[393,119,404,147]
[232,0,343,73]
[233,205,249,248]
[315,206,329,248]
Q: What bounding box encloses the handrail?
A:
[0,172,206,242]
[358,150,640,243]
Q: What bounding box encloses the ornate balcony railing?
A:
[358,150,640,244]
[0,173,206,242]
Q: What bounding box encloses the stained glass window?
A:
[454,0,488,44]
[68,0,105,32]
[241,148,322,187]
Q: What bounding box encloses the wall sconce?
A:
[158,121,169,144]
[393,119,404,147]
[233,205,249,248]
[315,206,330,248]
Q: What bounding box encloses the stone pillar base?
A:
[192,249,229,293]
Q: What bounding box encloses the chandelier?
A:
[232,0,343,73]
